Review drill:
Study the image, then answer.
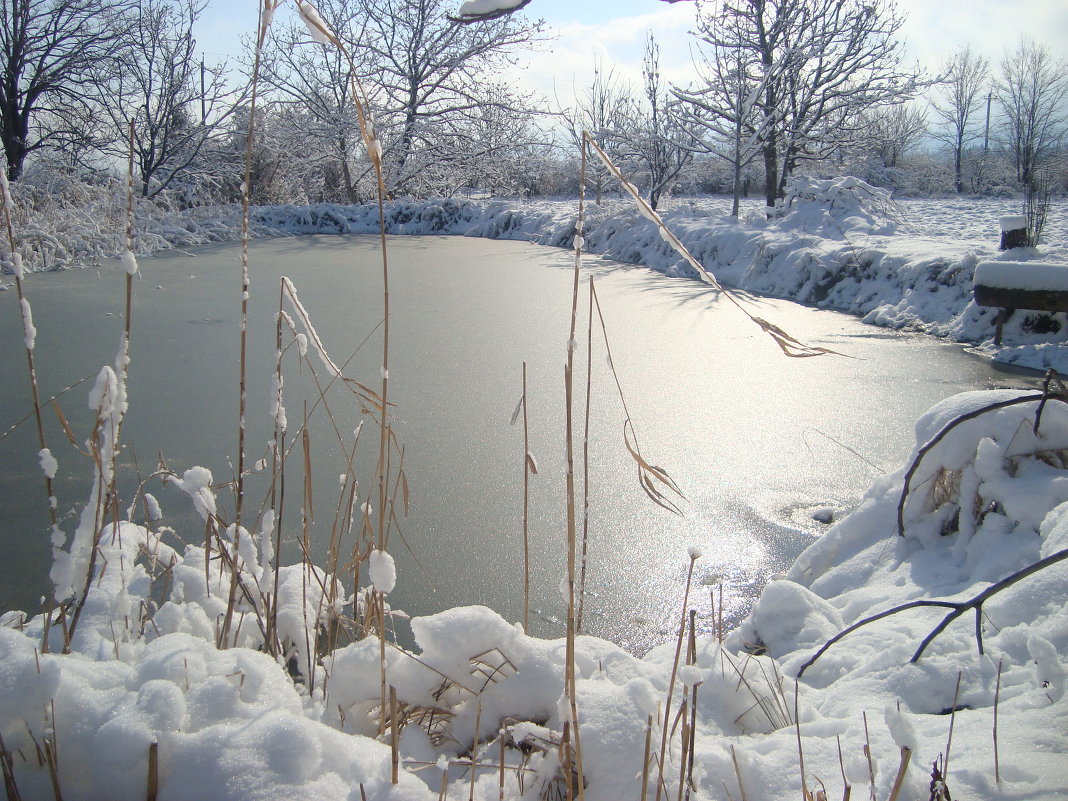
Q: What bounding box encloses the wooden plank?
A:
[974,284,1068,313]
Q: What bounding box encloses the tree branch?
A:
[797,546,1068,677]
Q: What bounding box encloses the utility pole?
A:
[983,91,991,152]
[200,59,206,124]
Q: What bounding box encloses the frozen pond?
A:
[0,235,1040,652]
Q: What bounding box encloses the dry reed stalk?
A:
[588,281,683,515]
[499,731,506,801]
[861,712,875,801]
[1,138,61,651]
[0,729,23,801]
[640,714,653,801]
[67,119,143,650]
[559,137,589,801]
[718,585,723,644]
[793,679,810,800]
[943,671,962,781]
[729,745,748,801]
[655,552,699,801]
[147,741,159,801]
[522,362,531,630]
[685,610,699,801]
[43,736,61,801]
[391,686,399,784]
[886,747,911,801]
[836,735,851,801]
[993,658,1002,783]
[675,697,689,801]
[581,132,840,360]
[577,280,593,631]
[469,701,483,801]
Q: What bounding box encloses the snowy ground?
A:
[2,181,1067,799]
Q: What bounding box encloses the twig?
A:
[797,546,1068,676]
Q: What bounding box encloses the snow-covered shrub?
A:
[780,175,907,237]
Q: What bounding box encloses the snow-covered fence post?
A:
[999,215,1027,250]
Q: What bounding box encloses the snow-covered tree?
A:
[260,0,545,198]
[930,47,989,194]
[356,0,546,195]
[259,0,369,202]
[861,102,927,170]
[692,0,920,209]
[95,0,245,198]
[0,0,133,178]
[994,37,1067,188]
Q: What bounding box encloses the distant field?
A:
[658,195,1068,248]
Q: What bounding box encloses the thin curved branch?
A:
[896,391,1066,537]
[797,546,1068,677]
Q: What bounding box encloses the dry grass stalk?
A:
[862,712,876,801]
[886,746,911,801]
[2,136,62,652]
[993,658,1002,784]
[655,552,699,801]
[559,138,588,801]
[0,730,23,801]
[589,281,684,516]
[234,0,278,527]
[795,680,810,800]
[520,362,532,630]
[577,281,593,631]
[43,734,61,801]
[729,745,748,801]
[640,714,654,801]
[390,686,399,785]
[944,671,962,781]
[147,740,159,801]
[836,735,851,801]
[685,610,699,801]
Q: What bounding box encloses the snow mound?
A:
[779,176,906,237]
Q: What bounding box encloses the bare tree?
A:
[614,33,695,210]
[95,0,244,198]
[562,58,632,204]
[930,47,989,194]
[0,0,133,178]
[676,8,768,216]
[693,0,920,209]
[994,37,1068,188]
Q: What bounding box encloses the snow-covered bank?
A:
[5,180,1066,372]
[2,389,1067,800]
[250,185,1068,373]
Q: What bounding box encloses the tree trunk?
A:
[954,143,963,194]
[762,142,778,211]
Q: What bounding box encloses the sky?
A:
[195,0,1068,107]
